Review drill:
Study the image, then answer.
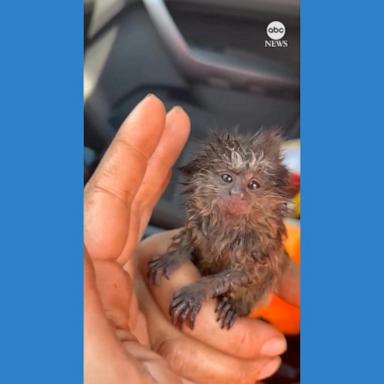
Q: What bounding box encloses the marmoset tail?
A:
[148,129,292,329]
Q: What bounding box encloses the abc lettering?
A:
[268,27,284,33]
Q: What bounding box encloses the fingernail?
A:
[258,359,281,381]
[141,93,160,104]
[169,105,184,114]
[260,337,287,356]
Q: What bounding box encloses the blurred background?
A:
[84,1,300,382]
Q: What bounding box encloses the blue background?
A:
[301,0,384,382]
[0,0,384,383]
[0,1,83,383]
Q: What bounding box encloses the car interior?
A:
[84,1,300,382]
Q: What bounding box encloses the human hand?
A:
[84,94,292,383]
[135,229,299,382]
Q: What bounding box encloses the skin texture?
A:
[84,94,299,384]
[148,131,294,329]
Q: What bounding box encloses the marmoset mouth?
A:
[223,197,250,215]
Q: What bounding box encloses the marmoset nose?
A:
[229,187,245,199]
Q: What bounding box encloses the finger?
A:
[121,341,184,384]
[84,251,157,384]
[276,259,300,307]
[92,260,136,331]
[86,93,166,207]
[135,106,190,214]
[154,269,286,359]
[136,232,287,359]
[226,311,237,330]
[135,278,281,384]
[84,94,166,261]
[118,106,190,265]
[216,297,229,313]
[155,335,281,384]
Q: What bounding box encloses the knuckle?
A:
[91,183,129,205]
[114,137,148,162]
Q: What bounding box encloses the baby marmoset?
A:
[148,129,292,330]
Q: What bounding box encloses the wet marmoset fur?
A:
[148,129,292,330]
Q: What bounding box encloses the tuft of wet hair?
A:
[179,128,291,198]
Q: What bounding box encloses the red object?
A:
[289,173,300,193]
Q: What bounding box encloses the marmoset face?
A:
[181,130,291,218]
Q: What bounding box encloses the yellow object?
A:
[293,192,300,218]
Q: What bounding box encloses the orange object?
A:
[249,222,300,334]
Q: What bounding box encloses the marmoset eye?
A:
[247,179,260,190]
[221,174,233,183]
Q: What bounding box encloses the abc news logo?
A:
[265,21,288,48]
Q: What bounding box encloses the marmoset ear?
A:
[179,132,231,176]
[178,160,198,175]
[178,153,210,175]
[251,128,283,160]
